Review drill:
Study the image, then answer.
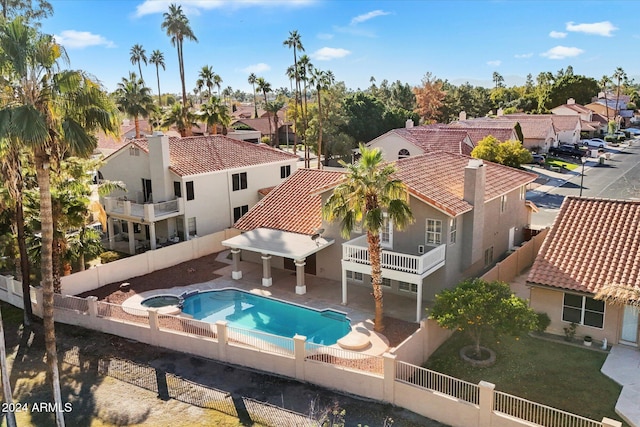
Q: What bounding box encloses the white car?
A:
[582,138,607,149]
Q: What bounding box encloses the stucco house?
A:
[503,114,581,146]
[223,152,537,322]
[99,132,298,254]
[527,197,640,346]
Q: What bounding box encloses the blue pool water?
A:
[181,289,351,345]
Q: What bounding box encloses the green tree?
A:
[247,72,258,118]
[429,278,538,357]
[283,30,304,154]
[342,92,385,143]
[0,0,52,25]
[256,77,273,143]
[162,102,198,136]
[161,3,197,127]
[470,135,499,162]
[149,49,165,106]
[309,67,333,168]
[199,96,230,135]
[492,71,504,90]
[114,72,155,138]
[196,64,215,99]
[612,67,627,113]
[548,74,599,107]
[0,17,118,426]
[265,99,284,147]
[129,43,147,83]
[495,140,532,168]
[322,145,414,332]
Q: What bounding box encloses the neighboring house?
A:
[367,121,475,160]
[224,152,537,322]
[99,133,298,254]
[527,197,640,346]
[95,119,151,157]
[550,99,594,122]
[446,121,521,145]
[506,114,581,146]
[494,116,558,152]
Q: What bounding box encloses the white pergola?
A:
[222,228,334,295]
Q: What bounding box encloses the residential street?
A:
[528,141,640,227]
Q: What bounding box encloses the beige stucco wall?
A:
[100,149,152,202]
[367,134,424,161]
[529,286,622,345]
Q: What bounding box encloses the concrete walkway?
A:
[601,345,640,427]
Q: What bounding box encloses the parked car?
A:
[549,145,586,159]
[625,127,640,135]
[582,138,607,149]
[527,154,545,166]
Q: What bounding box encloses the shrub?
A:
[604,135,616,142]
[535,312,551,333]
[100,251,121,264]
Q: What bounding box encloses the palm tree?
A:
[322,145,414,332]
[309,68,333,169]
[600,75,611,122]
[213,73,223,97]
[130,43,147,83]
[285,65,299,155]
[612,67,627,116]
[162,103,198,137]
[0,17,118,426]
[161,3,197,133]
[283,31,304,153]
[248,73,258,118]
[200,96,231,135]
[197,65,215,99]
[149,49,165,106]
[265,100,284,147]
[114,72,156,139]
[256,77,273,143]
[298,54,313,167]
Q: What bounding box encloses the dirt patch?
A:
[383,316,420,348]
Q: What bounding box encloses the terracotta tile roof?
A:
[390,127,474,155]
[505,114,579,133]
[258,186,276,197]
[231,117,274,135]
[130,135,297,176]
[591,113,608,125]
[234,169,345,235]
[453,119,520,130]
[554,103,592,115]
[461,128,518,144]
[527,197,640,295]
[495,116,553,139]
[394,152,537,216]
[96,120,151,153]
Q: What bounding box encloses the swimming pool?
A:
[181,289,351,345]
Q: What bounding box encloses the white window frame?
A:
[346,270,363,282]
[399,281,417,293]
[562,293,605,329]
[380,213,393,249]
[449,217,457,244]
[426,219,442,245]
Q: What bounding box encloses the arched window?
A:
[398,149,410,159]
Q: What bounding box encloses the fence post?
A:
[216,321,228,362]
[382,352,396,404]
[87,296,98,329]
[478,380,495,427]
[293,334,306,381]
[148,308,159,345]
[601,418,622,427]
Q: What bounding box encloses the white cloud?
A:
[566,21,617,37]
[241,63,271,74]
[350,9,390,25]
[487,60,501,67]
[317,33,333,40]
[54,30,115,49]
[549,31,567,39]
[514,53,533,59]
[311,47,351,61]
[135,0,314,17]
[540,45,584,60]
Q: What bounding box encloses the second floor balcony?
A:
[104,196,184,223]
[342,234,446,278]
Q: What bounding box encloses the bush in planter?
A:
[99,251,121,264]
[563,322,577,341]
[535,312,551,333]
[604,135,616,143]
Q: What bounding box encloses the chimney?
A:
[459,111,467,121]
[497,108,504,117]
[147,132,172,202]
[462,159,485,269]
[405,119,414,129]
[567,98,575,105]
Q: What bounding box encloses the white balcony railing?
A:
[342,235,446,276]
[104,197,183,222]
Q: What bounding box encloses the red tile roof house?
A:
[527,197,640,346]
[98,133,298,255]
[223,153,537,322]
[459,116,559,153]
[504,113,582,146]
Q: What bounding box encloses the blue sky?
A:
[39,0,639,96]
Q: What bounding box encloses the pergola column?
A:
[416,279,423,323]
[231,249,242,280]
[341,267,348,305]
[295,258,306,295]
[127,220,135,254]
[149,222,157,250]
[261,254,272,287]
[107,217,114,250]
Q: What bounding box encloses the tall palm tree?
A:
[298,54,313,166]
[197,65,215,99]
[149,49,165,106]
[248,72,258,118]
[200,96,231,135]
[256,77,273,143]
[322,145,414,332]
[162,103,198,137]
[283,31,304,153]
[130,43,147,83]
[285,65,298,155]
[265,100,284,147]
[612,67,627,116]
[599,75,611,122]
[223,85,233,106]
[213,73,223,97]
[309,68,333,169]
[161,3,197,133]
[114,72,156,139]
[0,17,118,426]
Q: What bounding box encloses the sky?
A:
[37,0,640,97]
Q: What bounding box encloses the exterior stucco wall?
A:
[529,286,622,345]
[367,134,424,161]
[100,149,151,202]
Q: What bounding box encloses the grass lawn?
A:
[424,331,623,424]
[546,157,580,170]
